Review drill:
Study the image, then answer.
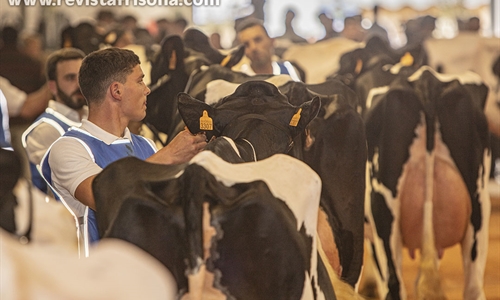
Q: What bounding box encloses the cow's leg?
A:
[369,184,406,300]
[461,153,491,300]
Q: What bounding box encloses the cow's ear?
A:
[221,45,245,68]
[290,96,321,135]
[161,35,185,70]
[177,93,218,139]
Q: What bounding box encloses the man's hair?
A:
[235,17,269,37]
[79,47,140,104]
[46,47,86,81]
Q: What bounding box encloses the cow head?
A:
[178,80,321,161]
[183,28,245,73]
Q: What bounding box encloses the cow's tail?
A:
[416,150,446,300]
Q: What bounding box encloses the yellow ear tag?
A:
[199,110,213,130]
[289,108,302,127]
[220,54,231,67]
[354,58,363,74]
[400,52,414,67]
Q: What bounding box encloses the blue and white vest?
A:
[22,108,80,193]
[272,61,301,82]
[41,127,156,243]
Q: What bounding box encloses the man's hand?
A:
[148,128,207,165]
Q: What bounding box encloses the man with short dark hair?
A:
[42,48,207,246]
[22,47,87,193]
[235,18,302,81]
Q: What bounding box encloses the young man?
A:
[235,18,302,81]
[22,48,87,193]
[42,48,207,246]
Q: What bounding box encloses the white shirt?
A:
[0,76,27,117]
[24,100,88,165]
[47,120,157,217]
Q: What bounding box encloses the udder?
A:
[399,127,471,257]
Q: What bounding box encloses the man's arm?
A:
[0,76,51,120]
[147,128,207,165]
[19,84,52,120]
[75,175,98,210]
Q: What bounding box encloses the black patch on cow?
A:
[365,81,422,198]
[206,179,310,300]
[105,195,189,292]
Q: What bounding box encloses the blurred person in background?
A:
[22,48,87,193]
[235,18,302,81]
[0,26,45,94]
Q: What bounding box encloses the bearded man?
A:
[22,48,88,193]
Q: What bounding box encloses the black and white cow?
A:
[179,78,368,289]
[93,79,338,298]
[363,66,491,299]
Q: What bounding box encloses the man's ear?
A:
[47,80,57,97]
[110,82,122,100]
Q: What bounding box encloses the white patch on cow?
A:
[366,86,390,109]
[1,230,178,299]
[408,66,483,85]
[366,152,406,299]
[323,100,338,120]
[189,151,323,299]
[265,74,294,86]
[205,80,239,105]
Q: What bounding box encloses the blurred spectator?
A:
[318,12,339,42]
[154,18,170,43]
[95,10,116,36]
[19,32,45,64]
[171,17,188,36]
[120,15,155,59]
[0,27,45,94]
[60,22,102,55]
[104,28,135,48]
[235,18,302,81]
[341,15,366,42]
